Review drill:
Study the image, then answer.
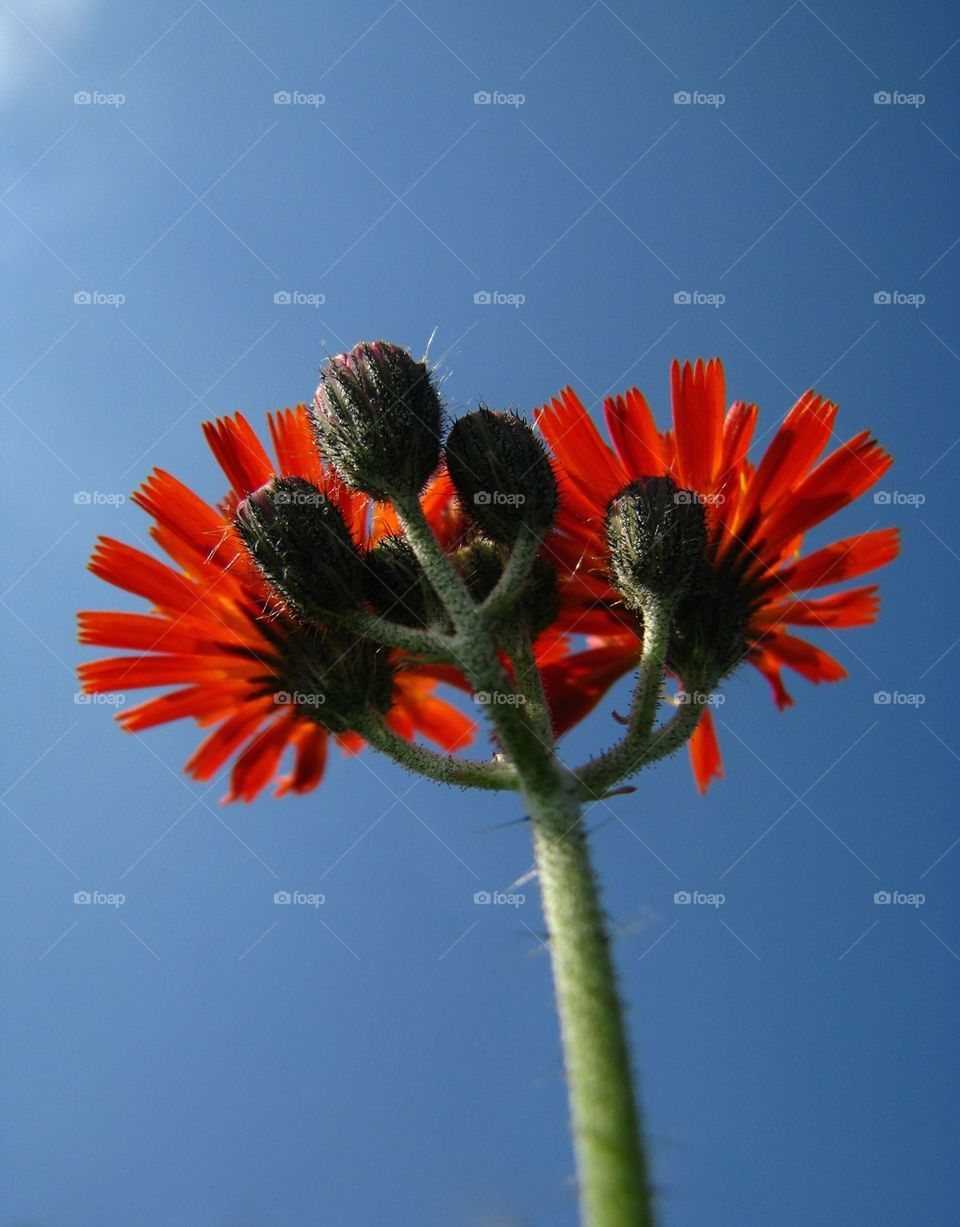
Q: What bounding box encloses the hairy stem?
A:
[481,525,541,625]
[497,728,655,1226]
[358,715,518,791]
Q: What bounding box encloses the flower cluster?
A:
[78,343,897,800]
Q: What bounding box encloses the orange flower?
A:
[77,406,474,802]
[535,359,899,792]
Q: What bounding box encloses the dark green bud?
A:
[272,626,394,734]
[312,340,443,501]
[445,408,558,544]
[236,476,365,619]
[364,535,448,629]
[606,477,708,609]
[455,538,560,641]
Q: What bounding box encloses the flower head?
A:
[536,359,899,792]
[312,340,443,501]
[77,406,473,802]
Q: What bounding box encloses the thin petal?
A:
[671,358,725,491]
[773,528,900,593]
[202,413,275,500]
[275,724,328,796]
[603,387,666,477]
[689,709,723,794]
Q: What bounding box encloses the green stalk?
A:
[490,639,655,1227]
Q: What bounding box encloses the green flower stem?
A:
[394,497,478,629]
[481,525,541,625]
[500,735,655,1227]
[477,642,650,1227]
[395,495,557,793]
[506,625,554,746]
[393,496,658,1224]
[572,596,708,800]
[575,694,707,801]
[622,596,671,750]
[328,608,454,661]
[358,716,518,791]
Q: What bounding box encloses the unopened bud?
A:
[445,408,557,544]
[312,340,443,500]
[455,538,559,640]
[236,476,365,619]
[606,477,707,608]
[279,627,394,733]
[364,536,448,629]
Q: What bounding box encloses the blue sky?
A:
[2,1,958,1224]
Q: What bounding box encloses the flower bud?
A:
[364,535,448,630]
[455,538,559,640]
[312,340,443,501]
[278,627,394,734]
[606,477,707,609]
[236,476,365,619]
[445,408,557,544]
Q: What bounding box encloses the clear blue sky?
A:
[2,2,958,1224]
